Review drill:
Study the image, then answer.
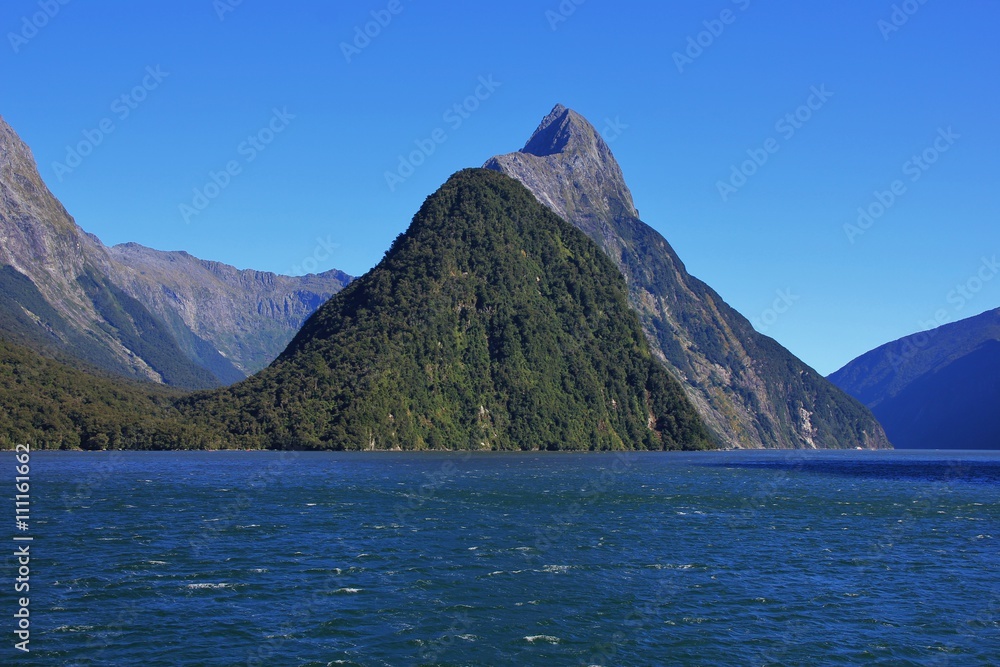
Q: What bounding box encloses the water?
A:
[5,450,999,666]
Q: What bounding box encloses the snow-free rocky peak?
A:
[485,104,638,231]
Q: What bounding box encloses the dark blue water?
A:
[4,450,999,666]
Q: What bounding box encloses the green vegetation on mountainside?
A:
[182,169,713,451]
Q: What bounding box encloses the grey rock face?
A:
[105,243,350,376]
[0,115,350,385]
[486,105,890,449]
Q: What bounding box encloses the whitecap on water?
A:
[524,635,560,644]
[54,625,94,633]
[186,583,233,589]
[541,565,571,573]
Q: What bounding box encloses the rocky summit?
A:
[486,105,890,449]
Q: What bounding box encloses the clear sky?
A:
[1,0,998,376]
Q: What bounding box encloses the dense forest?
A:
[1,170,714,452]
[0,338,218,450]
[181,170,712,451]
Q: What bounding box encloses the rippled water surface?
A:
[10,450,1000,665]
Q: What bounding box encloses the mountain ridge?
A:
[486,104,890,450]
[830,307,1000,449]
[0,114,350,385]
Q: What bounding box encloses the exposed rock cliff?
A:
[486,105,890,449]
[0,115,349,386]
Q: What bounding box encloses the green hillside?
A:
[0,337,214,450]
[182,169,713,451]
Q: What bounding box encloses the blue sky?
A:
[1,0,998,375]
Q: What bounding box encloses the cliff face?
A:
[106,244,350,377]
[0,115,350,386]
[1,116,104,329]
[486,105,890,449]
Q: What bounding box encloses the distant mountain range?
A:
[486,105,889,450]
[830,308,1000,449]
[0,116,350,388]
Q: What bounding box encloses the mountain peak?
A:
[202,168,711,451]
[484,105,638,224]
[485,106,891,451]
[521,104,580,156]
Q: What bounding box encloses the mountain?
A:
[104,243,351,377]
[0,116,220,388]
[183,169,713,451]
[0,335,213,450]
[485,105,890,450]
[829,308,1000,449]
[0,115,349,386]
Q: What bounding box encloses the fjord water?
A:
[16,451,1000,666]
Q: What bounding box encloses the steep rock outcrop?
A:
[486,105,889,449]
